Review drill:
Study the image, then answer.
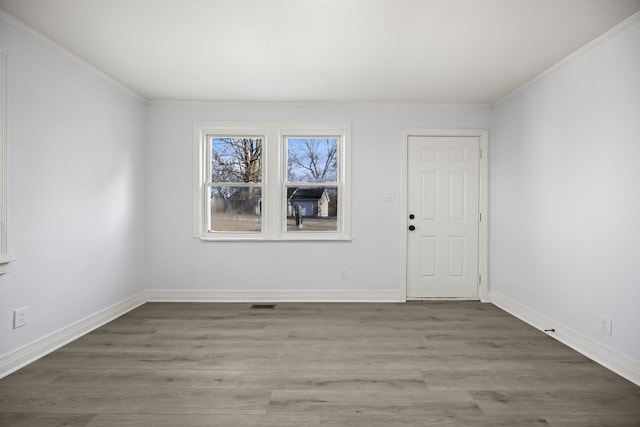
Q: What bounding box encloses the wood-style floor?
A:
[1,302,639,426]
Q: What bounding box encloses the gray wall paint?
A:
[0,18,147,355]
[145,103,490,293]
[490,21,640,360]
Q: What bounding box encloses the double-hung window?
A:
[207,132,264,235]
[194,121,350,240]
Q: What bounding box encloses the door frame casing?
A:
[400,129,489,302]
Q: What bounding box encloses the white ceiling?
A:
[1,0,639,104]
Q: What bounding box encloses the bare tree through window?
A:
[287,138,337,182]
[209,137,263,232]
[211,137,262,183]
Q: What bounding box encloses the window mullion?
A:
[262,127,281,239]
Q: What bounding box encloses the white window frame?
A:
[193,121,351,241]
[0,48,10,273]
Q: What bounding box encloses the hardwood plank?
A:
[238,369,428,391]
[0,413,95,427]
[49,368,243,389]
[0,387,270,415]
[192,339,329,354]
[87,414,320,427]
[319,414,551,426]
[122,302,250,316]
[427,353,539,371]
[546,414,640,427]
[26,350,202,370]
[142,318,268,329]
[423,369,639,391]
[461,340,584,356]
[0,367,67,387]
[63,332,156,347]
[423,329,550,340]
[197,351,448,371]
[188,336,465,355]
[147,328,289,342]
[267,389,480,416]
[471,389,640,418]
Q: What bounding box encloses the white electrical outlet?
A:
[599,315,612,336]
[13,306,29,329]
[340,268,349,280]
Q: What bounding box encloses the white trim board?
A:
[0,48,9,273]
[147,289,405,303]
[0,292,147,379]
[491,291,640,387]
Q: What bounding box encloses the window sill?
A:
[0,256,14,274]
[198,235,352,242]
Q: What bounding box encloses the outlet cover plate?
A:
[599,315,612,336]
[13,307,28,329]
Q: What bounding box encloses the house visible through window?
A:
[193,122,350,240]
[286,137,339,232]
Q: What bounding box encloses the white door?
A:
[406,135,480,298]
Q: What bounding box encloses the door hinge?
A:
[479,212,482,222]
[478,275,482,285]
[479,148,483,159]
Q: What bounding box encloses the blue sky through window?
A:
[287,138,338,182]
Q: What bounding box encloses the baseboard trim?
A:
[490,291,640,386]
[0,291,147,379]
[147,289,405,303]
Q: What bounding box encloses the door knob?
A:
[408,225,416,231]
[409,214,415,219]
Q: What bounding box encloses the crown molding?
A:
[147,99,492,108]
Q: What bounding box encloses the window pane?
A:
[286,187,337,232]
[211,137,262,183]
[210,186,261,232]
[287,138,338,182]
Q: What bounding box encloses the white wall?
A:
[490,21,640,362]
[0,18,147,356]
[146,103,490,298]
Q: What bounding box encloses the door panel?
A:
[449,171,466,219]
[448,236,465,276]
[407,136,480,298]
[420,236,437,277]
[421,172,437,219]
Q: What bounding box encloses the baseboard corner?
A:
[0,291,147,379]
[489,290,640,387]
